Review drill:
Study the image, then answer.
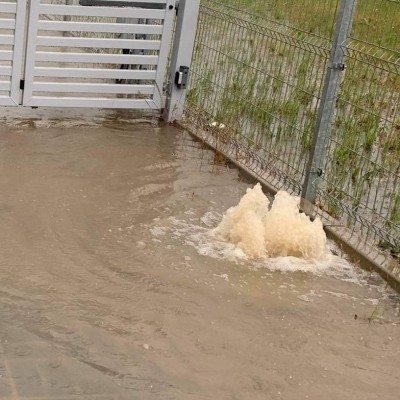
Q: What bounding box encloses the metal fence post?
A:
[163,0,200,122]
[301,0,356,208]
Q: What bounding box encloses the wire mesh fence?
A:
[186,0,336,194]
[185,0,400,275]
[319,0,400,260]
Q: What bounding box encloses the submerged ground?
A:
[0,110,399,400]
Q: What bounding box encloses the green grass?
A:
[214,0,400,51]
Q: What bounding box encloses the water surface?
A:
[0,115,399,400]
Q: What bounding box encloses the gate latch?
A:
[175,66,190,89]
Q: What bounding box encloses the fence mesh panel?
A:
[187,0,338,195]
[318,0,400,259]
[185,0,400,273]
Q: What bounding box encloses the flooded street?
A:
[0,111,399,400]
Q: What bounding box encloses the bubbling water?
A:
[213,184,327,260]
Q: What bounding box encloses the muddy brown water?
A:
[0,110,399,400]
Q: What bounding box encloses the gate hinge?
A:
[174,0,180,15]
[19,79,25,90]
[163,80,172,95]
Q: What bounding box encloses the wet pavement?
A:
[0,110,399,400]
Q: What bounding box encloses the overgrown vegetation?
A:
[218,0,400,51]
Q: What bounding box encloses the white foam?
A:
[143,161,180,171]
[214,184,327,260]
[150,226,167,236]
[147,186,368,280]
[162,214,345,276]
[129,183,169,202]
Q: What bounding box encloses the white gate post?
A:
[163,0,200,122]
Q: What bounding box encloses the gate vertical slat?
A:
[9,0,27,104]
[23,0,41,106]
[164,0,200,122]
[0,0,27,105]
[152,0,176,110]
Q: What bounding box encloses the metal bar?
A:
[31,82,155,95]
[0,19,16,29]
[39,5,165,19]
[164,0,200,121]
[0,35,14,45]
[24,97,159,109]
[0,97,15,105]
[0,82,11,91]
[0,51,13,61]
[152,0,176,108]
[1,2,17,13]
[36,36,161,50]
[10,0,27,104]
[79,0,167,5]
[34,52,158,64]
[33,67,157,80]
[23,0,42,105]
[301,0,357,206]
[37,20,163,34]
[0,66,12,76]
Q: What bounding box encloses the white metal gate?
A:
[0,0,26,105]
[1,0,176,109]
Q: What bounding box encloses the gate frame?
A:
[1,0,200,114]
[0,0,27,105]
[22,0,177,109]
[163,0,200,122]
